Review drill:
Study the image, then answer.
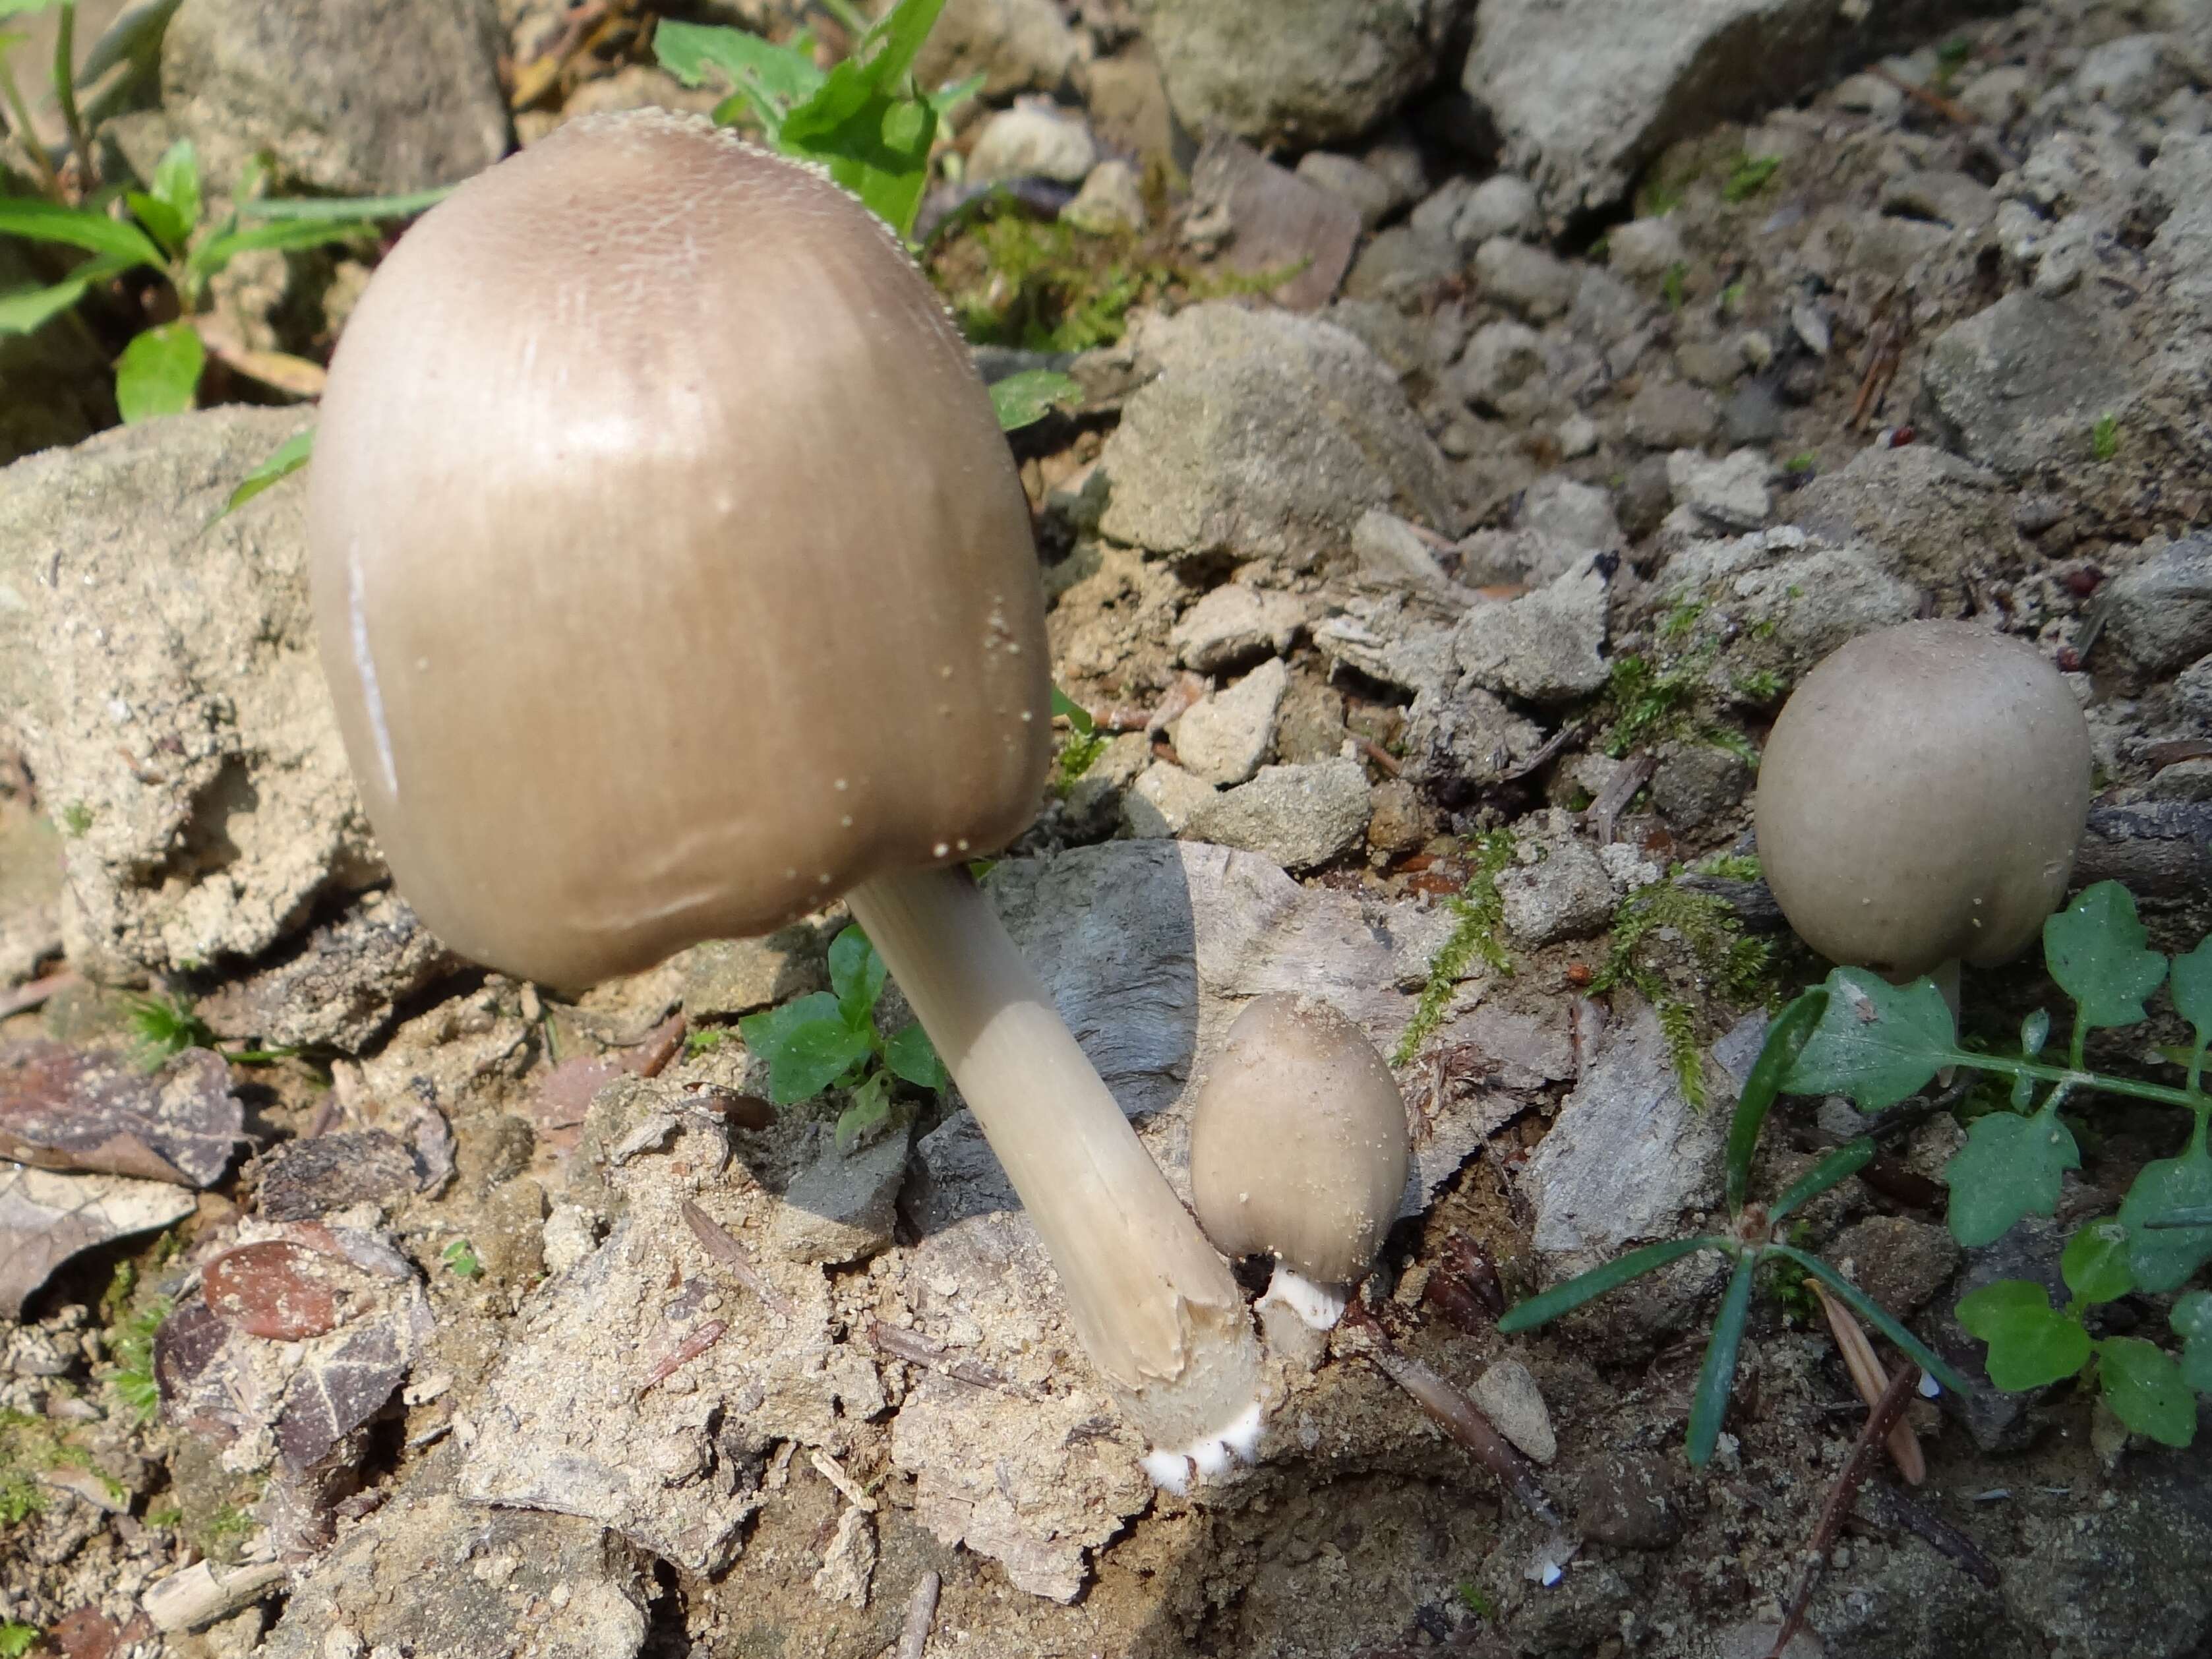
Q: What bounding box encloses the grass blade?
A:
[1497,1236,1721,1334]
[1726,988,1828,1214]
[1768,1137,1872,1223]
[1687,1253,1756,1466]
[1774,1244,1973,1396]
[237,186,451,222]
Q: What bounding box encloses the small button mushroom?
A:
[307,111,1257,1484]
[1189,993,1411,1363]
[1754,620,2092,983]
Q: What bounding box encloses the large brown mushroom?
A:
[1754,620,2093,983]
[307,111,1258,1478]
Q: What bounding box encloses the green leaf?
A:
[187,217,376,286]
[1783,967,1957,1110]
[0,255,133,332]
[738,992,874,1103]
[779,80,939,238]
[1727,989,1830,1213]
[2170,934,2212,1069]
[2172,1291,2212,1395]
[847,0,945,88]
[2045,880,2168,1030]
[2117,1131,2212,1292]
[882,1021,945,1091]
[0,0,63,15]
[2145,1206,2212,1229]
[827,924,886,1027]
[1686,1253,1756,1466]
[237,185,452,223]
[1944,1106,2079,1248]
[220,426,313,516]
[1956,1279,2091,1391]
[125,191,189,255]
[113,322,204,423]
[1495,1236,1721,1334]
[2061,1218,2134,1305]
[1768,1137,1871,1223]
[2097,1337,2197,1446]
[1772,1244,1973,1395]
[927,69,984,119]
[835,1071,891,1153]
[656,18,823,135]
[151,138,201,239]
[1050,684,1094,735]
[991,368,1082,432]
[0,196,165,266]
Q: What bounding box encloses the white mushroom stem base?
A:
[1255,1265,1346,1368]
[846,864,1263,1486]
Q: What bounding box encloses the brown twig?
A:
[1849,294,1907,430]
[1588,753,1657,845]
[1868,64,1981,127]
[682,1200,797,1319]
[896,1569,941,1659]
[1339,1302,1562,1526]
[1859,1482,2001,1589]
[1767,1361,1919,1659]
[636,1317,727,1396]
[870,1319,1036,1398]
[1354,734,1403,777]
[0,971,80,1021]
[1501,719,1586,783]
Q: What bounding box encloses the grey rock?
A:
[1650,743,1752,830]
[0,408,374,982]
[1364,777,1436,859]
[1187,136,1363,313]
[1616,454,1675,539]
[1353,509,1472,597]
[2008,1447,2212,1659]
[1473,235,1578,321]
[1675,338,1745,390]
[0,789,61,986]
[1497,828,1615,946]
[1608,216,1686,280]
[2103,533,2212,683]
[913,0,1089,100]
[677,926,824,1019]
[2068,32,2196,116]
[1956,63,2033,127]
[196,891,460,1052]
[1060,731,1152,839]
[1879,168,1998,231]
[1122,760,1216,837]
[1933,1217,2067,1453]
[1667,447,1773,532]
[1097,303,1458,570]
[1409,175,1477,241]
[1655,528,1920,697]
[253,1130,421,1221]
[1472,1358,1557,1463]
[1720,379,1787,446]
[162,0,510,195]
[1137,0,1462,151]
[2149,758,2212,803]
[1623,378,1720,450]
[777,1125,911,1264]
[1063,159,1147,233]
[1455,174,1542,246]
[1400,679,1546,800]
[2176,654,2212,725]
[1171,582,1309,672]
[1185,758,1373,871]
[1567,1450,1675,1548]
[1323,298,1439,388]
[1341,225,1463,305]
[1170,657,1286,785]
[1520,995,1727,1264]
[1786,441,2021,593]
[1450,319,1552,417]
[1824,1215,1961,1321]
[1453,558,1611,702]
[1314,595,1462,697]
[967,101,1096,183]
[1520,473,1623,552]
[1295,152,1404,231]
[1920,291,2134,477]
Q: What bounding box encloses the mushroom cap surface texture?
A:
[308,111,1050,988]
[1189,992,1411,1286]
[1754,619,2091,980]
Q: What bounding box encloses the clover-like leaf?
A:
[827,925,886,1027]
[2060,1218,2134,1305]
[738,992,874,1104]
[835,1072,891,1153]
[2170,934,2212,1060]
[2097,1337,2196,1447]
[2019,1008,2050,1058]
[2045,881,2168,1031]
[1782,967,1957,1110]
[1956,1279,2091,1391]
[1944,1106,2079,1248]
[882,1021,945,1091]
[2172,1291,2212,1395]
[991,369,1082,432]
[2117,1134,2212,1292]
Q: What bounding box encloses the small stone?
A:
[2103,532,2212,682]
[203,1240,345,1340]
[1170,658,1288,786]
[1675,340,1743,390]
[1667,448,1774,532]
[1060,731,1152,837]
[1650,744,1752,830]
[1454,174,1541,246]
[1607,216,1685,280]
[776,1128,911,1265]
[1497,833,1615,946]
[1354,509,1463,594]
[1342,226,1462,304]
[1189,135,1363,312]
[1408,177,1474,241]
[1826,1216,1961,1321]
[1568,1450,1675,1549]
[1957,65,2032,127]
[1557,413,1600,457]
[679,928,822,1019]
[1171,583,1309,672]
[1720,380,1785,447]
[254,1131,419,1222]
[1062,159,1145,233]
[1122,760,1216,837]
[1474,236,1578,320]
[1295,152,1400,231]
[1831,70,1903,116]
[1365,778,1435,860]
[1472,1358,1557,1464]
[967,102,1096,183]
[1184,758,1372,871]
[1615,454,1674,539]
[2148,758,2212,802]
[1451,320,1549,417]
[1623,380,1720,450]
[541,1203,602,1277]
[1453,559,1611,703]
[1879,169,1997,232]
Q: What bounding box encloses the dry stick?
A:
[1766,1361,1919,1659]
[1340,1304,1562,1527]
[682,1199,798,1319]
[870,1320,1036,1399]
[0,971,80,1021]
[1809,1282,1925,1485]
[1859,1481,2001,1590]
[636,1318,727,1397]
[1868,64,1981,127]
[1588,753,1658,846]
[897,1569,942,1659]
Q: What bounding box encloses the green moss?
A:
[61,802,93,837]
[1395,831,1516,1066]
[1659,260,1688,309]
[0,1622,38,1659]
[2091,411,2119,462]
[1051,728,1109,797]
[1590,876,1773,1106]
[1598,597,1762,762]
[1721,154,1783,203]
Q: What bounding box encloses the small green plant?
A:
[740,923,948,1151]
[2091,411,2120,462]
[1395,831,1516,1065]
[1721,154,1783,204]
[1784,451,1818,475]
[1599,600,1762,765]
[0,1622,37,1659]
[1048,684,1107,795]
[1499,992,1972,1464]
[1454,1581,1495,1619]
[1932,38,1974,91]
[1659,260,1688,309]
[1636,167,1692,218]
[1718,278,1747,314]
[1780,880,2210,1443]
[990,367,1081,432]
[684,1026,735,1059]
[440,1238,483,1279]
[59,800,92,835]
[126,991,297,1068]
[101,1261,170,1424]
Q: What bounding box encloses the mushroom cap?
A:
[307,111,1049,989]
[1754,620,2091,980]
[1189,992,1411,1286]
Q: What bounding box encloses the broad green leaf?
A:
[75,0,180,83]
[835,1071,891,1153]
[781,84,938,238]
[221,426,313,515]
[1772,1244,1973,1395]
[1956,1279,2091,1391]
[1495,1236,1721,1333]
[2172,1291,2212,1395]
[2045,880,2167,1029]
[187,217,376,286]
[738,992,874,1103]
[1686,1253,1756,1466]
[2060,1218,2134,1305]
[1783,967,1956,1110]
[239,186,452,223]
[1726,989,1828,1214]
[0,197,164,266]
[847,0,945,90]
[656,18,823,129]
[0,255,135,332]
[113,322,204,422]
[827,924,885,1027]
[882,1021,945,1091]
[1050,684,1094,735]
[125,190,189,255]
[151,138,200,239]
[2117,1132,2212,1292]
[2170,934,2212,1050]
[991,368,1081,431]
[2144,1206,2212,1228]
[2097,1337,2196,1446]
[1945,1107,2079,1248]
[1768,1137,1870,1224]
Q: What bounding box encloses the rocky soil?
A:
[5,1,2212,1657]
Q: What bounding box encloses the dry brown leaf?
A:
[0,1041,243,1186]
[0,1162,198,1317]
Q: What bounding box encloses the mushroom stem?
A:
[1255,1265,1342,1368]
[845,864,1262,1483]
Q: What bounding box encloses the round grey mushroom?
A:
[1189,993,1411,1356]
[1754,620,2092,983]
[307,111,1258,1486]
